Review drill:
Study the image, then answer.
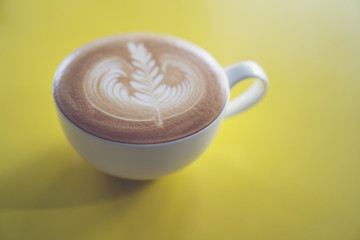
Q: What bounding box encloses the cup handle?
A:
[224,61,269,118]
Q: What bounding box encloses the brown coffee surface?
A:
[53,33,228,144]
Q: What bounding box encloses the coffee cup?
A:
[53,33,268,180]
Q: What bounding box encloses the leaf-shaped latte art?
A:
[84,42,204,127]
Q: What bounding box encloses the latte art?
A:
[84,42,204,127]
[53,33,228,144]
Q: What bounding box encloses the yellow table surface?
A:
[1,0,360,239]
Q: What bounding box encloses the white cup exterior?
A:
[55,103,225,180]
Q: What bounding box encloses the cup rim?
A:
[52,32,230,147]
[55,99,228,148]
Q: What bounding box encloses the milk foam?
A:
[84,42,205,127]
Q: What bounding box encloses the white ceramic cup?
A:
[54,42,268,180]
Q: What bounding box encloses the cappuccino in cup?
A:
[53,33,268,179]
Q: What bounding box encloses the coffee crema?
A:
[53,33,228,144]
